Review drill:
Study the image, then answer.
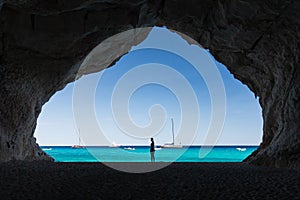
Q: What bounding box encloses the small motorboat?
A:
[236,147,246,151]
[124,147,135,150]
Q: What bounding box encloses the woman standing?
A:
[150,138,155,162]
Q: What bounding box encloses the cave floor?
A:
[0,162,299,200]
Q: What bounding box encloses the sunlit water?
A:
[42,146,258,162]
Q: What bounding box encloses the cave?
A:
[0,0,299,169]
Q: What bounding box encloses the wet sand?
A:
[0,162,299,200]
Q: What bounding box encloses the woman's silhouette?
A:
[150,138,155,162]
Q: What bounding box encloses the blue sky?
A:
[35,27,263,146]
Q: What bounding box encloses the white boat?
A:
[124,147,135,150]
[42,148,52,151]
[161,144,183,148]
[236,147,246,151]
[161,118,183,148]
[109,141,121,147]
[72,129,85,149]
[72,145,85,149]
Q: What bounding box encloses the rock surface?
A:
[0,0,299,168]
[1,162,299,199]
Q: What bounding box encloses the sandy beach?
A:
[0,162,299,199]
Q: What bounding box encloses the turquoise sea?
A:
[41,146,258,162]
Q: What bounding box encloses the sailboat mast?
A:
[78,128,81,145]
[171,118,174,145]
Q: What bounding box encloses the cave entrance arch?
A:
[1,0,298,169]
[35,26,262,163]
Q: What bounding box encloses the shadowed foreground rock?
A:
[0,0,299,168]
[0,162,299,199]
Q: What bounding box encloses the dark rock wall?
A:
[0,0,157,161]
[161,0,300,168]
[0,0,299,168]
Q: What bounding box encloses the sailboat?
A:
[72,129,85,149]
[161,118,183,148]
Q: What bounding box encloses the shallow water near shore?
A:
[42,146,258,162]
